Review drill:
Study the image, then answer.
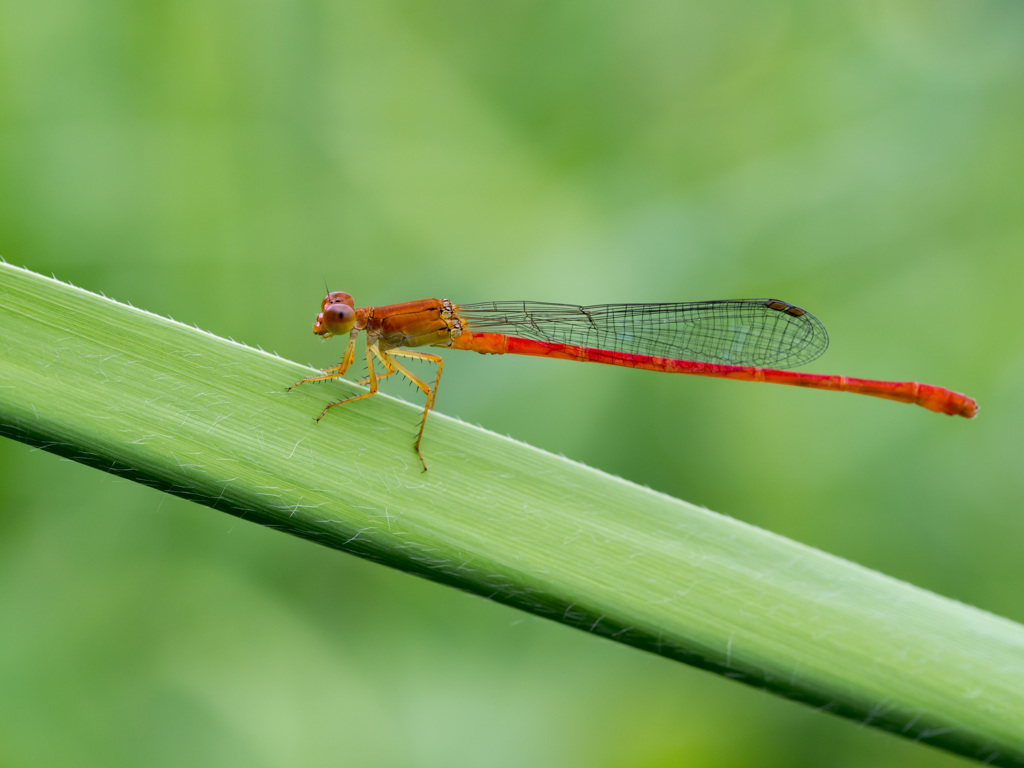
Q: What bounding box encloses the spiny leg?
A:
[287,369,349,389]
[298,341,444,471]
[357,345,399,386]
[315,343,380,421]
[288,332,358,390]
[387,349,444,470]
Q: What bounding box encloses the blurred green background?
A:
[1,0,1021,765]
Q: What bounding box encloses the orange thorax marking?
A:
[365,298,457,350]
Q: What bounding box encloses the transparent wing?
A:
[454,298,828,368]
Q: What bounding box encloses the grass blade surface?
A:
[0,261,1021,765]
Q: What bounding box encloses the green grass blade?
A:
[1,260,1021,765]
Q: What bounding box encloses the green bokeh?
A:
[1,1,1021,766]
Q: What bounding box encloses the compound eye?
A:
[313,303,356,337]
